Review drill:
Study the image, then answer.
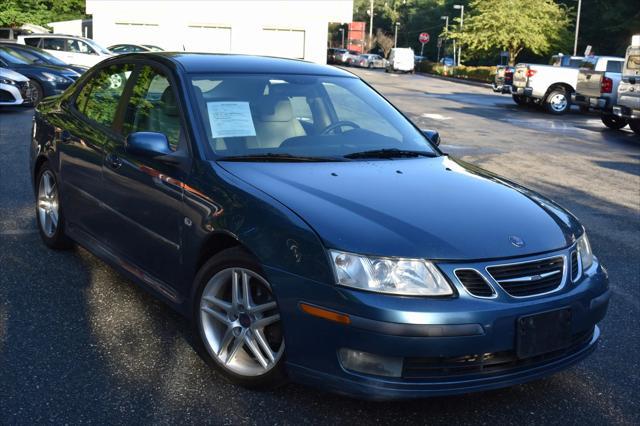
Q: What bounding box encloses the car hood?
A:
[0,67,29,82]
[219,156,582,260]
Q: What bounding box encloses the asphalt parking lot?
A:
[1,69,639,424]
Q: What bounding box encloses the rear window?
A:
[606,61,622,73]
[626,55,640,70]
[24,37,40,47]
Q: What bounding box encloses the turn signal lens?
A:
[300,303,351,324]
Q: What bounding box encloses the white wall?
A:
[48,19,84,37]
[86,0,353,64]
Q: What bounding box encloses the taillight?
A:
[505,70,513,77]
[601,76,613,94]
[526,69,537,78]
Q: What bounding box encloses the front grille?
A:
[0,89,15,102]
[455,269,495,297]
[402,328,593,379]
[571,251,579,282]
[487,256,564,297]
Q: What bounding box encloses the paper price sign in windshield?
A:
[207,101,256,138]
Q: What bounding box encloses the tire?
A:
[512,94,527,106]
[629,119,640,135]
[30,80,43,106]
[601,114,627,130]
[194,247,287,390]
[368,63,373,69]
[544,88,570,115]
[35,163,73,250]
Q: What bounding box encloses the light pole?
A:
[339,28,345,49]
[573,0,582,56]
[453,4,464,66]
[440,16,449,64]
[394,22,400,47]
[368,0,374,51]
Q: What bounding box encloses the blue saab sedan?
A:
[30,53,610,399]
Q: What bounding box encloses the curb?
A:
[416,72,492,89]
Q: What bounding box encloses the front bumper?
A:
[267,249,610,400]
[613,105,640,120]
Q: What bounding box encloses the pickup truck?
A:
[612,35,640,135]
[572,56,625,128]
[492,65,514,94]
[512,55,622,115]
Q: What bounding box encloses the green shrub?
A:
[417,61,496,83]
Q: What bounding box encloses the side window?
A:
[24,37,41,47]
[42,38,65,51]
[68,39,95,55]
[606,61,622,73]
[76,64,133,127]
[323,82,401,140]
[124,65,182,151]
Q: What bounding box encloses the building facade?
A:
[86,0,353,64]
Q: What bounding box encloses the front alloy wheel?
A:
[197,253,286,388]
[36,165,72,249]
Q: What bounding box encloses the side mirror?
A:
[125,132,172,157]
[422,129,441,146]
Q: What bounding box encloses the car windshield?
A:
[190,74,437,160]
[0,47,31,65]
[13,47,67,66]
[84,38,111,55]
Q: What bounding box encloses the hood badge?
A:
[509,235,525,248]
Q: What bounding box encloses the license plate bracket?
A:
[517,308,572,359]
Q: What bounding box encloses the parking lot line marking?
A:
[421,113,452,120]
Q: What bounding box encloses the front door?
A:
[101,64,189,287]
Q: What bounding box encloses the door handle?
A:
[105,153,123,169]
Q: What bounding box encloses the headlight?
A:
[576,233,593,271]
[42,72,70,83]
[329,250,453,296]
[0,78,17,85]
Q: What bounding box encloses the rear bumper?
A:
[572,94,609,110]
[514,86,534,97]
[613,105,640,120]
[492,83,513,94]
[267,249,610,400]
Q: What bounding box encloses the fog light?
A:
[338,348,403,378]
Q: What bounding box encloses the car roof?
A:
[127,52,357,77]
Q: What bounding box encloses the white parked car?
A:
[0,67,34,106]
[16,34,112,68]
[386,48,415,73]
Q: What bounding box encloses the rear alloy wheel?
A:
[545,88,570,115]
[601,113,628,130]
[629,119,640,135]
[196,249,286,389]
[36,165,73,249]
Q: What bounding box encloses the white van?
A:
[16,34,112,68]
[386,48,415,73]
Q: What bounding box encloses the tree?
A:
[373,29,394,57]
[448,0,572,65]
[0,0,86,27]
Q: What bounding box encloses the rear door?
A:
[101,63,189,287]
[59,62,135,242]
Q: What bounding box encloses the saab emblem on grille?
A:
[509,235,525,248]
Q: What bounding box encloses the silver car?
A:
[0,67,33,106]
[612,36,640,135]
[354,54,386,69]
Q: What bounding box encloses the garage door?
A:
[185,26,231,53]
[261,28,305,59]
[114,23,160,46]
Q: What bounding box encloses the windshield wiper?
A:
[344,148,437,159]
[218,153,345,162]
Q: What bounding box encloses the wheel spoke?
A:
[217,326,235,357]
[225,330,246,364]
[201,305,230,326]
[231,270,241,310]
[202,295,231,313]
[254,329,276,362]
[253,313,280,329]
[250,300,277,314]
[44,212,52,235]
[241,271,252,309]
[43,173,52,195]
[50,208,58,227]
[245,331,269,368]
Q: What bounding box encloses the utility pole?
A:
[369,0,374,51]
[394,22,400,48]
[453,4,464,66]
[573,0,582,56]
[441,16,449,63]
